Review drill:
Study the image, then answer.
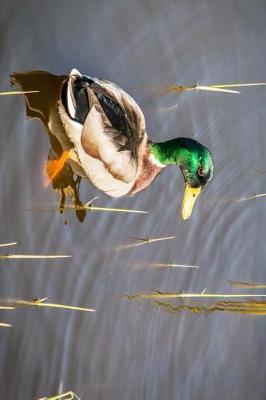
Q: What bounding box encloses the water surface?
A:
[1,1,266,399]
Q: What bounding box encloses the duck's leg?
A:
[46,148,86,222]
[45,150,70,186]
[73,176,86,222]
[59,187,66,214]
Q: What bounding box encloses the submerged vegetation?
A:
[227,280,266,289]
[153,300,266,316]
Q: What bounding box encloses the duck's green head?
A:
[149,138,214,220]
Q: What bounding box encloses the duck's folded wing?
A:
[81,84,146,183]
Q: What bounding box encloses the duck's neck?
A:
[128,141,166,195]
[129,138,190,195]
[149,138,191,166]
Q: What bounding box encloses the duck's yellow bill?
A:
[180,185,201,220]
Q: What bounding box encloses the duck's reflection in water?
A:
[47,148,85,222]
[11,71,86,222]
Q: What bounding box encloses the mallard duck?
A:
[11,68,214,220]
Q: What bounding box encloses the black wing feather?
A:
[89,82,140,159]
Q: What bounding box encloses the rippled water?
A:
[1,0,266,399]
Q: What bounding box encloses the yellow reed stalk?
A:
[0,242,17,248]
[3,298,95,312]
[0,90,39,95]
[115,236,175,250]
[38,391,80,400]
[124,291,266,300]
[212,82,266,88]
[0,254,71,259]
[0,322,12,328]
[133,262,199,269]
[160,82,266,95]
[128,236,175,243]
[235,193,266,202]
[27,205,148,214]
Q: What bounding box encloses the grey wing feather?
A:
[80,83,146,183]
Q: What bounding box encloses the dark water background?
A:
[1,0,266,399]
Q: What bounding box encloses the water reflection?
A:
[11,71,86,221]
[153,300,266,316]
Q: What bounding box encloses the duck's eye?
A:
[198,166,204,177]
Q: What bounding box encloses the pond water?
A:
[0,1,266,399]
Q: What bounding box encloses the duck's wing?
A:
[81,80,146,182]
[89,79,146,154]
[62,72,147,184]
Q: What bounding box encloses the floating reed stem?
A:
[0,254,71,259]
[0,322,12,328]
[0,242,17,248]
[128,236,175,243]
[27,205,148,214]
[124,291,266,300]
[115,236,175,251]
[38,391,81,400]
[160,82,266,95]
[133,262,199,269]
[235,193,266,202]
[206,192,266,206]
[0,90,39,96]
[2,298,95,312]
